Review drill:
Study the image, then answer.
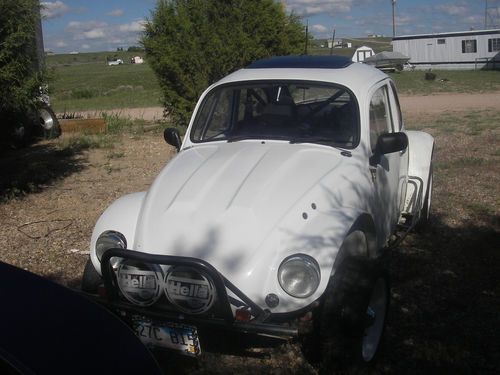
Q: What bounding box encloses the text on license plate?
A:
[133,320,201,356]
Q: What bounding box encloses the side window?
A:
[369,86,393,151]
[389,82,403,131]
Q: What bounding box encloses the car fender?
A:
[263,208,377,313]
[90,192,146,274]
[405,130,434,213]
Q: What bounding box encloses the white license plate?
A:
[133,319,201,356]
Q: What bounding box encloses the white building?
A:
[352,46,375,63]
[392,29,500,70]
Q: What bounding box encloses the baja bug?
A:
[82,56,434,370]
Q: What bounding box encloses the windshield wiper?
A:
[289,137,352,154]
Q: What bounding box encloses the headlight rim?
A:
[278,253,321,299]
[95,230,127,261]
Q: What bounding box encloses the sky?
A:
[41,0,495,53]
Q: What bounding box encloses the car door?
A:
[368,83,401,246]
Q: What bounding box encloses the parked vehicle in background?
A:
[108,58,124,66]
[82,55,434,372]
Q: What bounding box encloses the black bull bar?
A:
[100,248,300,339]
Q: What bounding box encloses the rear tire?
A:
[312,258,389,373]
[81,259,102,293]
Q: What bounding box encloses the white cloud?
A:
[41,1,69,19]
[54,18,146,51]
[81,44,90,49]
[284,0,353,16]
[83,29,106,39]
[311,24,328,33]
[436,4,468,16]
[108,9,124,17]
[119,20,146,33]
[55,40,67,47]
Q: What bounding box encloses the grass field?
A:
[46,50,500,113]
[46,52,162,112]
[390,70,500,95]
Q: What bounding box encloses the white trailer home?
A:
[392,29,500,70]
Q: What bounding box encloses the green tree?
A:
[142,0,304,126]
[0,0,46,141]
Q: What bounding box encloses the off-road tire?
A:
[312,257,389,374]
[81,259,102,293]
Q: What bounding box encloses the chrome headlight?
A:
[95,230,127,261]
[278,254,320,298]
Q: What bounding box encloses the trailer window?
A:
[462,40,477,53]
[437,39,446,45]
[489,38,500,52]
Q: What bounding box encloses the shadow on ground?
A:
[0,141,85,201]
[382,212,500,374]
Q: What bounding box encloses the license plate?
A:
[133,319,201,356]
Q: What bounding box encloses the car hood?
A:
[133,141,356,302]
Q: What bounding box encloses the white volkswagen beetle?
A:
[82,56,434,371]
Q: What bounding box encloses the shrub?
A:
[142,0,304,127]
[0,0,46,144]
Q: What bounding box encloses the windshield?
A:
[190,81,359,148]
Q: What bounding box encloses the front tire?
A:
[81,259,102,293]
[314,258,389,373]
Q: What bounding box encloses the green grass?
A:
[390,70,500,95]
[46,50,500,114]
[46,52,162,112]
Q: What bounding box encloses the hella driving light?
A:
[278,255,320,298]
[95,230,127,261]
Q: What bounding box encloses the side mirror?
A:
[163,128,182,152]
[370,132,408,165]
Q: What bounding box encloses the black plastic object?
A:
[0,261,162,375]
[247,55,353,69]
[164,128,182,151]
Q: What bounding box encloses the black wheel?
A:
[312,258,389,373]
[81,259,102,293]
[416,161,433,230]
[38,105,61,139]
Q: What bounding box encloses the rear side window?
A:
[369,86,393,151]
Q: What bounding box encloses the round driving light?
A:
[116,260,163,306]
[96,230,127,261]
[164,266,216,314]
[265,293,280,308]
[278,255,320,298]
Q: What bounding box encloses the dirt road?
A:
[65,92,500,121]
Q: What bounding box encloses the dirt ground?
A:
[2,93,499,374]
[63,92,500,121]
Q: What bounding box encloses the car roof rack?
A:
[246,55,353,69]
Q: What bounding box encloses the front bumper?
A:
[99,249,312,342]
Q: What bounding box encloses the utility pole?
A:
[304,20,309,55]
[330,28,336,55]
[392,0,396,37]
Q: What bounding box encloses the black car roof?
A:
[246,55,353,69]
